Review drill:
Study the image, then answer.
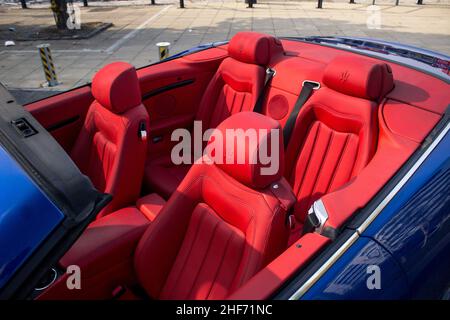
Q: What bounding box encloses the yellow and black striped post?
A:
[156,42,170,61]
[37,44,58,87]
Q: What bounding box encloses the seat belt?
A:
[283,80,320,147]
[302,210,321,234]
[253,68,276,114]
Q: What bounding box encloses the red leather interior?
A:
[138,48,227,163]
[136,193,166,222]
[322,55,394,101]
[25,86,94,152]
[145,32,284,199]
[211,112,284,189]
[228,31,284,66]
[38,207,150,300]
[70,62,149,216]
[35,32,449,301]
[134,112,295,299]
[283,57,393,243]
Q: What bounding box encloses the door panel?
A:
[138,48,227,160]
[25,86,94,153]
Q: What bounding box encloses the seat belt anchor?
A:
[139,122,147,142]
[306,199,329,234]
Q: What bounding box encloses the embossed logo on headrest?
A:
[340,70,350,83]
[238,43,244,54]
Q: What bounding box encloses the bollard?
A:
[417,0,423,4]
[151,0,155,4]
[83,0,88,7]
[246,0,254,8]
[349,0,355,3]
[395,0,399,5]
[20,0,27,9]
[37,44,58,87]
[179,0,184,8]
[156,42,170,61]
[317,0,323,8]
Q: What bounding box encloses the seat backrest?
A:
[134,112,295,300]
[71,62,149,216]
[284,56,394,225]
[195,32,284,130]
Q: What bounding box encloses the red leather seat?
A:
[135,112,295,299]
[145,32,284,199]
[285,56,394,243]
[71,62,149,216]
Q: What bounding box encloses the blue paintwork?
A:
[0,145,64,289]
[302,129,450,299]
[301,237,410,299]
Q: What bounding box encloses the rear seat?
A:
[144,31,284,199]
[284,55,394,243]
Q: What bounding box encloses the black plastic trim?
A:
[142,79,195,101]
[0,84,111,299]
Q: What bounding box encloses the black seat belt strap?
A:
[283,80,320,147]
[253,68,276,114]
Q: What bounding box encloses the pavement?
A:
[0,0,449,104]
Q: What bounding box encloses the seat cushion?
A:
[144,155,191,199]
[137,193,166,221]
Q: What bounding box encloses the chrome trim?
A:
[289,121,450,300]
[302,80,321,90]
[289,232,359,300]
[35,268,58,291]
[307,200,329,234]
[267,67,276,77]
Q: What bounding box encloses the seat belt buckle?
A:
[288,214,296,230]
[112,285,126,300]
[139,122,147,142]
[306,200,329,234]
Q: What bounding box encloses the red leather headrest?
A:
[207,112,284,189]
[228,31,284,65]
[91,62,142,114]
[323,56,394,101]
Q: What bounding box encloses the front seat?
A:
[71,62,149,216]
[144,31,285,199]
[135,112,296,299]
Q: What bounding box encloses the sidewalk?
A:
[1,1,449,102]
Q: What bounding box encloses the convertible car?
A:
[0,32,449,300]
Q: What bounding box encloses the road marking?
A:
[105,5,172,54]
[0,5,172,56]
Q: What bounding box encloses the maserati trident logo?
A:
[340,70,350,83]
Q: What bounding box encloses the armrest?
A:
[60,207,150,278]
